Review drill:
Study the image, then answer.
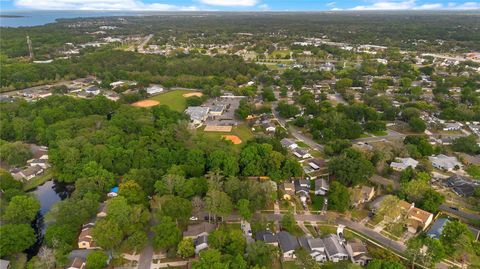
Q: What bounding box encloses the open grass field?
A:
[148,90,201,112]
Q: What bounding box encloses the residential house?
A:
[323,234,349,262]
[105,91,120,101]
[78,227,94,249]
[19,165,44,180]
[255,231,278,247]
[294,179,310,203]
[107,186,119,197]
[345,238,372,266]
[67,257,85,269]
[277,231,299,260]
[96,203,107,218]
[443,175,478,197]
[280,138,298,150]
[293,148,311,159]
[298,236,327,262]
[27,158,49,169]
[314,178,329,196]
[426,218,450,239]
[85,86,100,96]
[351,186,375,208]
[194,234,209,254]
[443,122,463,131]
[183,222,216,239]
[429,154,462,171]
[307,158,325,171]
[263,122,276,132]
[406,207,434,233]
[280,182,295,200]
[390,157,418,171]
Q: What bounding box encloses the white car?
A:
[189,216,198,221]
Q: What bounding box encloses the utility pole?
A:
[26,35,34,61]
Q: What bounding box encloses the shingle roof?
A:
[427,218,449,239]
[323,234,347,256]
[277,231,299,253]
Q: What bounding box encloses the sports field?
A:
[197,124,253,146]
[147,90,202,112]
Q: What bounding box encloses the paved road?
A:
[137,217,156,269]
[271,101,324,151]
[439,204,480,221]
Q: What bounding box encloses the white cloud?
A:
[331,7,343,10]
[199,0,258,6]
[326,2,336,6]
[14,0,199,10]
[258,3,269,10]
[350,0,480,10]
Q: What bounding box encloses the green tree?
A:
[336,78,353,90]
[92,219,123,250]
[205,190,233,220]
[0,224,36,256]
[452,135,480,154]
[237,199,252,221]
[157,195,192,224]
[208,227,246,256]
[152,216,181,250]
[408,117,426,133]
[0,169,22,191]
[119,180,147,205]
[328,182,350,212]
[86,251,108,269]
[192,249,229,269]
[177,238,195,258]
[3,195,40,224]
[328,149,374,186]
[280,213,296,232]
[440,220,474,261]
[245,241,274,267]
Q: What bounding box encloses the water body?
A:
[26,180,73,258]
[0,10,145,27]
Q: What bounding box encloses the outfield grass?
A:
[197,124,253,146]
[148,90,199,112]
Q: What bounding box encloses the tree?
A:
[119,180,147,205]
[86,251,108,269]
[328,182,350,212]
[336,78,353,90]
[328,149,374,186]
[156,195,192,224]
[452,135,480,154]
[152,216,181,250]
[416,189,445,213]
[92,219,123,250]
[440,220,474,261]
[406,237,445,268]
[208,227,246,256]
[205,190,233,220]
[262,87,276,102]
[245,241,274,267]
[177,238,195,258]
[3,195,40,224]
[192,249,229,269]
[295,248,321,269]
[366,259,406,269]
[280,213,296,232]
[0,224,36,256]
[276,102,300,118]
[408,117,426,133]
[0,169,22,191]
[122,230,148,253]
[237,199,252,221]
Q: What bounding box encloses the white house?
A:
[390,157,418,171]
[194,235,209,254]
[280,138,298,150]
[323,234,349,262]
[146,85,164,95]
[429,154,462,171]
[443,122,463,131]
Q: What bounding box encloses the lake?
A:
[1,10,155,27]
[26,180,73,258]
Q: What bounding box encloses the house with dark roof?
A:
[280,138,298,150]
[67,257,85,269]
[18,165,44,180]
[293,148,311,159]
[443,175,478,197]
[277,231,300,260]
[426,218,449,239]
[323,234,349,262]
[183,222,216,239]
[298,236,328,262]
[294,179,311,203]
[255,231,278,246]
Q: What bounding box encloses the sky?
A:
[1,0,479,11]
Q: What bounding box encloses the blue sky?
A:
[1,0,479,11]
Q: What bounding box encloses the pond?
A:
[25,180,73,258]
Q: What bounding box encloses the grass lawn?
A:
[8,253,27,269]
[197,124,254,146]
[317,225,337,236]
[322,261,361,269]
[295,141,309,148]
[351,209,370,222]
[282,261,301,269]
[23,169,54,191]
[371,130,388,136]
[310,195,325,211]
[148,90,198,112]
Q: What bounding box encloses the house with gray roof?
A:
[255,231,278,246]
[429,154,462,171]
[298,237,328,262]
[280,138,298,150]
[194,234,209,254]
[390,157,418,171]
[185,106,210,126]
[323,234,349,262]
[277,231,299,260]
[314,178,329,196]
